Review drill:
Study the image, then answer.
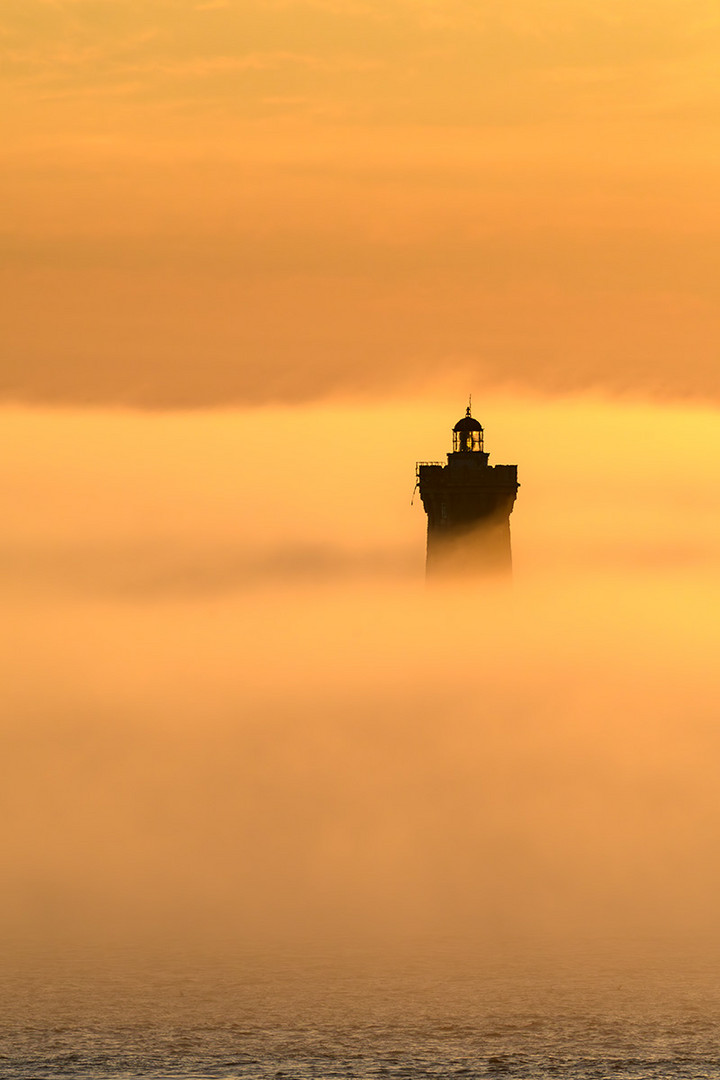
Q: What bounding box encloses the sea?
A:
[3,940,720,1079]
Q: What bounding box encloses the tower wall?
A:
[418,456,518,578]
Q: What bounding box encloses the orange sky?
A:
[3,0,720,405]
[3,5,720,960]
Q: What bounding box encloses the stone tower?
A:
[417,407,519,577]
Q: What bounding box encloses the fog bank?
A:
[3,398,720,961]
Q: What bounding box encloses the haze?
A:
[3,397,720,963]
[3,0,720,998]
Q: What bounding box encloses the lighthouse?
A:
[417,407,519,577]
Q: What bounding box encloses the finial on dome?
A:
[466,394,472,417]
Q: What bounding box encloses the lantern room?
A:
[452,408,484,453]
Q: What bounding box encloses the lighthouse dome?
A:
[453,414,483,433]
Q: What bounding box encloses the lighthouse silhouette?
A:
[417,405,519,577]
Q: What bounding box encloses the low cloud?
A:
[3,399,720,958]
